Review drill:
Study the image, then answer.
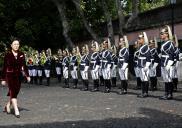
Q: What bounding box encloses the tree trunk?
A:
[125,0,139,29]
[115,0,124,38]
[52,0,74,49]
[72,0,101,43]
[100,0,115,45]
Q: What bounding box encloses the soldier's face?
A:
[63,51,66,56]
[91,45,96,52]
[72,48,76,55]
[11,40,20,52]
[82,47,85,55]
[103,42,108,49]
[160,32,168,41]
[119,38,124,47]
[138,37,144,45]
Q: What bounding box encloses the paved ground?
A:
[0,78,182,128]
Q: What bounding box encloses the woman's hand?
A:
[26,77,31,83]
[1,81,7,86]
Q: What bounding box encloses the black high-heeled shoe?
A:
[4,106,11,114]
[15,114,20,118]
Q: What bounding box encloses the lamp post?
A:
[170,0,176,35]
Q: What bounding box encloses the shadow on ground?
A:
[0,108,181,128]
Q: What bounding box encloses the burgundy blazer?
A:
[1,50,29,81]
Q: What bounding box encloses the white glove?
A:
[144,62,151,72]
[152,62,158,69]
[63,67,68,73]
[167,60,174,67]
[95,65,100,71]
[113,65,117,69]
[122,63,128,70]
[84,66,89,72]
[74,66,77,71]
[107,64,111,69]
[175,61,179,68]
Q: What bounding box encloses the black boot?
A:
[73,79,78,89]
[137,82,145,98]
[173,78,178,92]
[144,81,149,97]
[118,81,122,95]
[39,76,42,85]
[104,80,111,93]
[135,77,141,90]
[30,76,33,84]
[112,77,117,87]
[81,80,88,91]
[159,83,169,100]
[100,76,104,86]
[46,77,50,86]
[150,77,154,91]
[168,82,173,99]
[91,80,99,92]
[58,75,61,83]
[64,79,69,88]
[34,76,38,85]
[153,77,158,90]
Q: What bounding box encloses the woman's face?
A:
[11,40,20,52]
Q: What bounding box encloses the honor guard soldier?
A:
[44,48,52,86]
[172,35,180,92]
[38,50,46,85]
[133,41,141,90]
[111,45,118,87]
[137,32,151,98]
[62,49,70,88]
[32,50,39,85]
[148,39,159,91]
[80,45,90,91]
[101,39,112,93]
[55,49,63,83]
[118,36,129,94]
[90,41,100,92]
[99,43,104,86]
[70,47,80,89]
[159,26,175,100]
[27,55,34,84]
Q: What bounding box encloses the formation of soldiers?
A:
[25,25,181,100]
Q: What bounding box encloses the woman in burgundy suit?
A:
[1,39,30,118]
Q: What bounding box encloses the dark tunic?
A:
[1,51,29,98]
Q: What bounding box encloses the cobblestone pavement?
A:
[0,79,182,128]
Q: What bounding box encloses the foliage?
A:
[0,0,168,48]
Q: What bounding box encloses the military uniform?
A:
[90,41,100,92]
[101,40,112,93]
[37,52,45,85]
[172,45,180,91]
[55,57,62,83]
[80,46,90,91]
[111,50,118,87]
[137,32,151,98]
[70,53,78,89]
[118,46,129,94]
[27,57,34,84]
[44,56,52,86]
[62,52,70,88]
[134,49,141,89]
[149,45,159,91]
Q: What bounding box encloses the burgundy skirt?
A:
[7,74,21,98]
